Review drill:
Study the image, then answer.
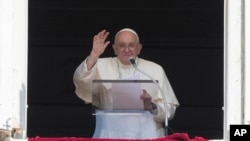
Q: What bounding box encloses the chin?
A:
[118,56,132,65]
[122,61,130,65]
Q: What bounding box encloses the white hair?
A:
[114,28,140,43]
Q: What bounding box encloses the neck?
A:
[117,57,137,66]
[117,58,138,79]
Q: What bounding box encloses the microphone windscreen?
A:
[129,57,136,65]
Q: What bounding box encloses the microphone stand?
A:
[129,57,168,136]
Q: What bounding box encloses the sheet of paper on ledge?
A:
[111,73,144,110]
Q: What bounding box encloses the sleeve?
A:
[152,101,177,123]
[151,65,179,123]
[73,58,97,103]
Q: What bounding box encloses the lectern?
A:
[91,80,163,139]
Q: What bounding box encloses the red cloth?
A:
[28,133,208,141]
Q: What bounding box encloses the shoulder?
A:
[96,57,117,66]
[138,58,163,70]
[138,58,167,79]
[97,57,116,63]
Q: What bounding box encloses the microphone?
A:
[129,57,161,91]
[129,56,169,135]
[129,56,136,66]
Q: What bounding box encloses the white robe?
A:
[73,57,179,139]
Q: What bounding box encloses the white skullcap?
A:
[114,28,140,43]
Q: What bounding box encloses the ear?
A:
[112,44,118,55]
[136,44,142,55]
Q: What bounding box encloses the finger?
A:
[94,30,109,41]
[142,89,147,94]
[93,30,104,40]
[143,93,152,101]
[93,35,99,40]
[103,31,109,40]
[98,30,106,38]
[103,41,110,48]
[140,94,150,100]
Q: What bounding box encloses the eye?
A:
[118,44,126,48]
[128,44,136,48]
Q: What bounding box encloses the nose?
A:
[124,46,130,52]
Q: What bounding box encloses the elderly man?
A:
[73,28,179,139]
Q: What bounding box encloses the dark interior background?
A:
[27,0,224,140]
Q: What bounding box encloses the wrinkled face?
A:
[113,31,142,65]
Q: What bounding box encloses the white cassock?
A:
[73,57,179,139]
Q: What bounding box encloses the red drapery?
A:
[28,133,208,141]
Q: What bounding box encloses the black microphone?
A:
[129,56,136,66]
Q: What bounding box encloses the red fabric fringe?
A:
[28,133,208,141]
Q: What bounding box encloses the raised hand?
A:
[91,30,110,58]
[86,30,110,70]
